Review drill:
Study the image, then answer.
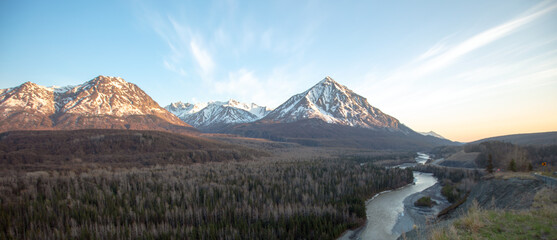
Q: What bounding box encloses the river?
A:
[339,153,438,240]
[360,171,437,240]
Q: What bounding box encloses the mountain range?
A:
[0,75,455,150]
[0,76,196,133]
[165,100,271,131]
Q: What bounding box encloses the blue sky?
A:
[1,0,556,141]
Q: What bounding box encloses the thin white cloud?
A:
[163,60,187,77]
[417,42,446,61]
[364,1,557,110]
[215,69,259,96]
[414,2,557,77]
[416,35,454,61]
[138,9,217,79]
[211,65,320,108]
[190,40,215,76]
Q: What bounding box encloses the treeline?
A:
[411,164,482,203]
[344,152,416,164]
[464,141,557,171]
[0,130,267,171]
[0,158,413,239]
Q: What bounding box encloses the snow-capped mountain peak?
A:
[54,75,168,117]
[165,99,272,130]
[263,76,405,131]
[0,81,56,116]
[217,99,271,118]
[166,101,207,118]
[0,75,192,132]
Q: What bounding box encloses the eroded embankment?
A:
[400,174,550,240]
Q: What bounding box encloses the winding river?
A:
[360,171,436,240]
[342,153,438,240]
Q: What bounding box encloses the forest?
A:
[0,130,267,171]
[464,141,557,171]
[429,140,557,172]
[0,156,413,239]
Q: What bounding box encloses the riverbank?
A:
[338,153,438,240]
[337,183,415,240]
[391,182,451,236]
[341,172,437,240]
[399,173,556,239]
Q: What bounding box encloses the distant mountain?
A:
[263,76,407,131]
[470,131,557,146]
[227,77,455,150]
[419,131,447,140]
[166,100,271,131]
[0,76,196,133]
[165,101,208,119]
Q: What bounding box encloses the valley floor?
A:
[0,137,418,239]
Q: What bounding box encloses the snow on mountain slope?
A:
[219,99,271,119]
[262,76,406,131]
[183,104,258,129]
[166,101,207,119]
[165,99,271,129]
[0,75,194,132]
[419,131,447,140]
[0,82,56,116]
[0,82,56,130]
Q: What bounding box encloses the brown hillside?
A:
[0,129,267,171]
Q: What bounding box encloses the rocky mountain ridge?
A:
[225,77,454,149]
[0,76,195,133]
[165,99,271,130]
[262,76,406,132]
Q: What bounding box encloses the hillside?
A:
[229,119,451,150]
[401,173,557,239]
[0,129,265,171]
[471,131,557,146]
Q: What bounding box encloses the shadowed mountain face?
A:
[0,76,197,134]
[226,77,456,150]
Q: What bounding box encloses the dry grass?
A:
[430,225,459,240]
[454,200,486,236]
[430,188,557,240]
[491,171,536,180]
[445,150,480,162]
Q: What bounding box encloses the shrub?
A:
[414,196,436,207]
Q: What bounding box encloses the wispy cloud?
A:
[369,2,557,95]
[138,7,217,80]
[416,35,453,61]
[357,2,557,131]
[215,69,261,99]
[190,39,214,76]
[413,2,557,78]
